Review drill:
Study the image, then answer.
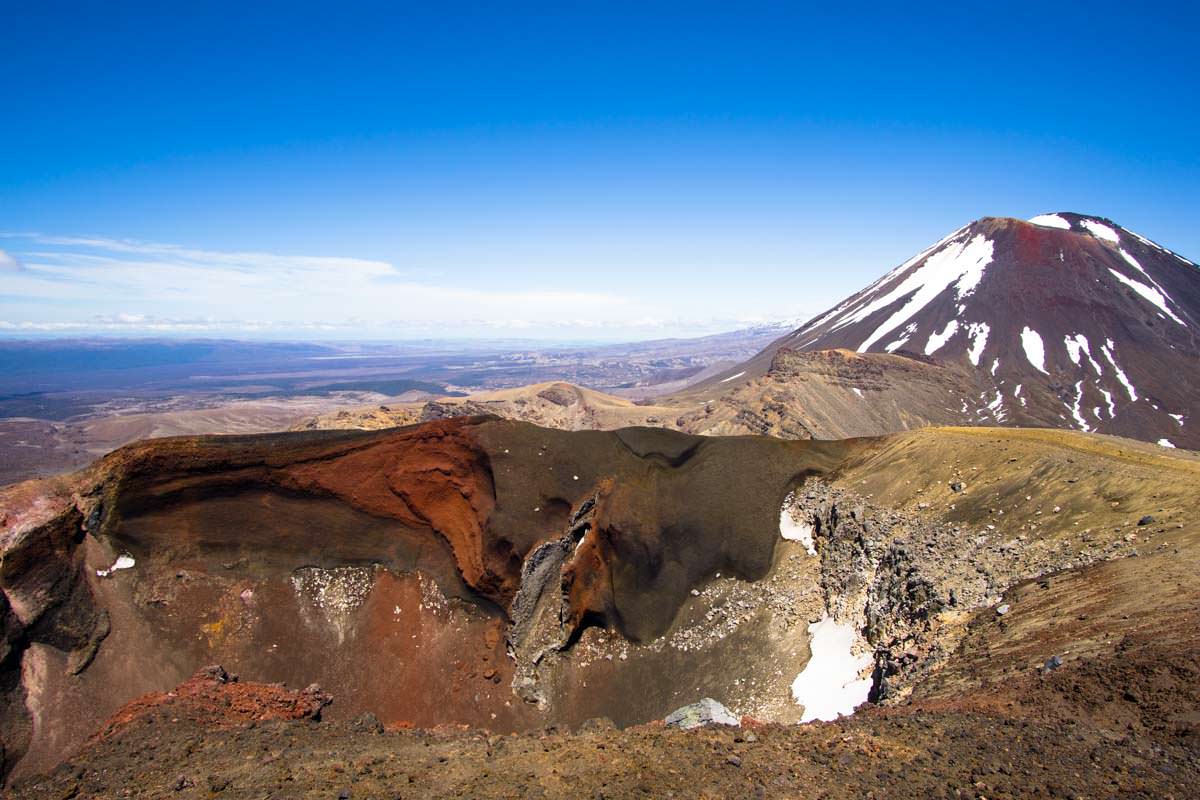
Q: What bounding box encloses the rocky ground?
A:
[8,625,1198,799]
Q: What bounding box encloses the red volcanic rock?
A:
[277,419,500,595]
[94,665,331,742]
[560,480,616,632]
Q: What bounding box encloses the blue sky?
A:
[2,2,1198,340]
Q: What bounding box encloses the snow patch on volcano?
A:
[1029,213,1071,230]
[965,322,989,366]
[780,492,817,556]
[1107,265,1186,326]
[1069,381,1092,432]
[1064,334,1102,374]
[847,234,994,353]
[1082,219,1120,243]
[986,392,1006,421]
[924,320,959,355]
[1100,387,1116,418]
[1020,327,1048,374]
[791,616,873,722]
[1101,339,1138,401]
[883,323,917,353]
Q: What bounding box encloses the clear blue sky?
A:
[2,2,1198,340]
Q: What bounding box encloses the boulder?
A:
[664,698,739,730]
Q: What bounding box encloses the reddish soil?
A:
[93,665,331,742]
[7,628,1198,799]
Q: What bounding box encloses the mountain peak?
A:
[759,214,1200,448]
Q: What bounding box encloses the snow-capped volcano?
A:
[768,213,1200,448]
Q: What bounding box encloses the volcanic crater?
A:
[2,417,1199,797]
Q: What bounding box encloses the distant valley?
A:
[0,325,786,485]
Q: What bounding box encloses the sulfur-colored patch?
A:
[200,617,227,649]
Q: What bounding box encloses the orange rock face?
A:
[277,419,502,596]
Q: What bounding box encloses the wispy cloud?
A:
[0,232,649,337]
[0,232,812,339]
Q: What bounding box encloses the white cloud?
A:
[0,232,639,336]
[0,232,814,340]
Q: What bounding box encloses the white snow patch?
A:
[851,234,995,353]
[986,392,1006,421]
[1107,268,1186,325]
[821,225,974,335]
[883,323,917,353]
[1119,248,1146,274]
[1100,387,1116,418]
[720,371,747,383]
[1170,413,1184,425]
[924,319,959,355]
[1064,338,1081,365]
[791,616,873,722]
[1019,327,1048,374]
[1157,439,1176,449]
[1068,381,1092,432]
[97,554,136,577]
[1101,339,1138,401]
[1063,334,1102,374]
[964,322,989,366]
[1081,219,1120,243]
[852,387,864,398]
[1029,213,1071,230]
[779,493,817,556]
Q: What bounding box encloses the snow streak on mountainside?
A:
[769,213,1200,448]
